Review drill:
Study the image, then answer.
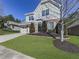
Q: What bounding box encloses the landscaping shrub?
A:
[30,23,35,33]
[42,21,47,32]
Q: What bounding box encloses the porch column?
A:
[47,22,49,32]
[34,22,38,33]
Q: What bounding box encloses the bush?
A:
[30,23,35,33]
[42,21,47,32]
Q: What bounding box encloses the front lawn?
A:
[68,36,79,45]
[0,29,19,35]
[0,35,79,59]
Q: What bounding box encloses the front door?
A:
[42,21,47,32]
[38,22,42,32]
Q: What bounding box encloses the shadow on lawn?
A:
[53,40,79,53]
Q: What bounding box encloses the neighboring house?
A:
[68,20,79,36]
[25,0,60,33]
[4,21,30,34]
[65,9,79,36]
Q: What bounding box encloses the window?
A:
[46,9,49,15]
[47,22,54,30]
[29,16,34,21]
[42,9,49,16]
[42,10,46,16]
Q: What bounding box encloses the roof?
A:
[24,0,60,16]
[9,24,28,28]
[7,21,20,25]
[41,0,60,9]
[24,12,34,16]
[7,21,30,28]
[68,20,79,28]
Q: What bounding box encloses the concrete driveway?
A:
[0,33,26,43]
[0,46,35,59]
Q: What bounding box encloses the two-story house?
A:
[25,0,60,33]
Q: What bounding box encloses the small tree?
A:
[42,21,47,32]
[30,23,35,33]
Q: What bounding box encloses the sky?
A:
[1,0,79,21]
[63,0,79,17]
[1,0,40,21]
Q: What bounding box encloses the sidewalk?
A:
[0,46,35,59]
[0,33,26,43]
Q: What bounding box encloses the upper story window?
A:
[29,16,34,21]
[42,9,49,16]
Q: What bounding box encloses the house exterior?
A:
[68,20,79,36]
[25,0,60,33]
[4,21,30,34]
[67,9,79,36]
[68,25,79,36]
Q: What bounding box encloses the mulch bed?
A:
[53,40,79,53]
[29,32,51,37]
[29,32,59,38]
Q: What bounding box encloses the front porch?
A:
[27,20,57,34]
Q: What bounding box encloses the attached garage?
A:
[20,27,29,34]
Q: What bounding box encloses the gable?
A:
[34,0,60,20]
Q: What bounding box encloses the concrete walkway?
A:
[0,46,35,59]
[0,33,26,43]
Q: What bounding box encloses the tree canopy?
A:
[0,15,21,29]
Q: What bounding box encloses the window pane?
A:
[42,10,45,16]
[46,9,49,15]
[29,16,34,21]
[42,9,49,16]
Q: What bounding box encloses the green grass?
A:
[0,29,18,35]
[0,35,79,59]
[68,36,79,46]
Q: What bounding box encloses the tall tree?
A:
[4,15,15,22]
[15,18,21,23]
[0,16,4,28]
